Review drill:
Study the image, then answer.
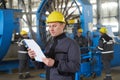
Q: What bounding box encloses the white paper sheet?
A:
[23,39,46,62]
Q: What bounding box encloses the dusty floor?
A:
[0,68,45,80]
[0,66,120,80]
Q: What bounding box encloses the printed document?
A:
[23,39,46,62]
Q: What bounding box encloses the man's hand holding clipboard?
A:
[23,39,46,62]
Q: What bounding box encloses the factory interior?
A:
[0,0,120,80]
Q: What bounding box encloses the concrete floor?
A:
[0,68,45,80]
[0,66,120,80]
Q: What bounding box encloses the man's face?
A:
[77,32,82,37]
[47,22,65,37]
[22,34,28,38]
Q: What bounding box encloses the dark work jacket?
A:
[45,33,80,80]
[74,35,89,54]
[97,34,114,60]
[17,37,29,60]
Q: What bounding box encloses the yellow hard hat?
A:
[68,19,75,24]
[99,27,107,33]
[20,30,28,36]
[46,11,65,23]
[77,28,83,33]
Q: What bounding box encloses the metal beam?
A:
[8,0,13,8]
[118,0,120,35]
[96,0,102,26]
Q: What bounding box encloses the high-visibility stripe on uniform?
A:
[98,46,103,50]
[18,50,27,54]
[106,74,111,76]
[101,51,114,54]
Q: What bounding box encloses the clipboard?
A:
[23,39,46,62]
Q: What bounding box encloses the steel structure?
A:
[0,9,21,73]
[0,9,21,61]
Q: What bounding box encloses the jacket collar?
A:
[54,33,66,41]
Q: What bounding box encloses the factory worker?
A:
[74,28,89,54]
[17,30,32,79]
[28,11,80,80]
[98,27,114,80]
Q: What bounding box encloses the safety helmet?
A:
[99,27,107,34]
[68,19,75,24]
[20,30,28,36]
[46,11,65,23]
[77,28,83,33]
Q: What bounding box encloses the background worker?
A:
[28,11,80,80]
[74,28,89,54]
[97,27,114,80]
[17,30,32,79]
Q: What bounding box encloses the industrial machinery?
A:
[0,9,21,73]
[0,0,120,80]
[0,8,36,73]
[0,9,22,61]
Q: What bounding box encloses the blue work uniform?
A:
[45,33,80,80]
